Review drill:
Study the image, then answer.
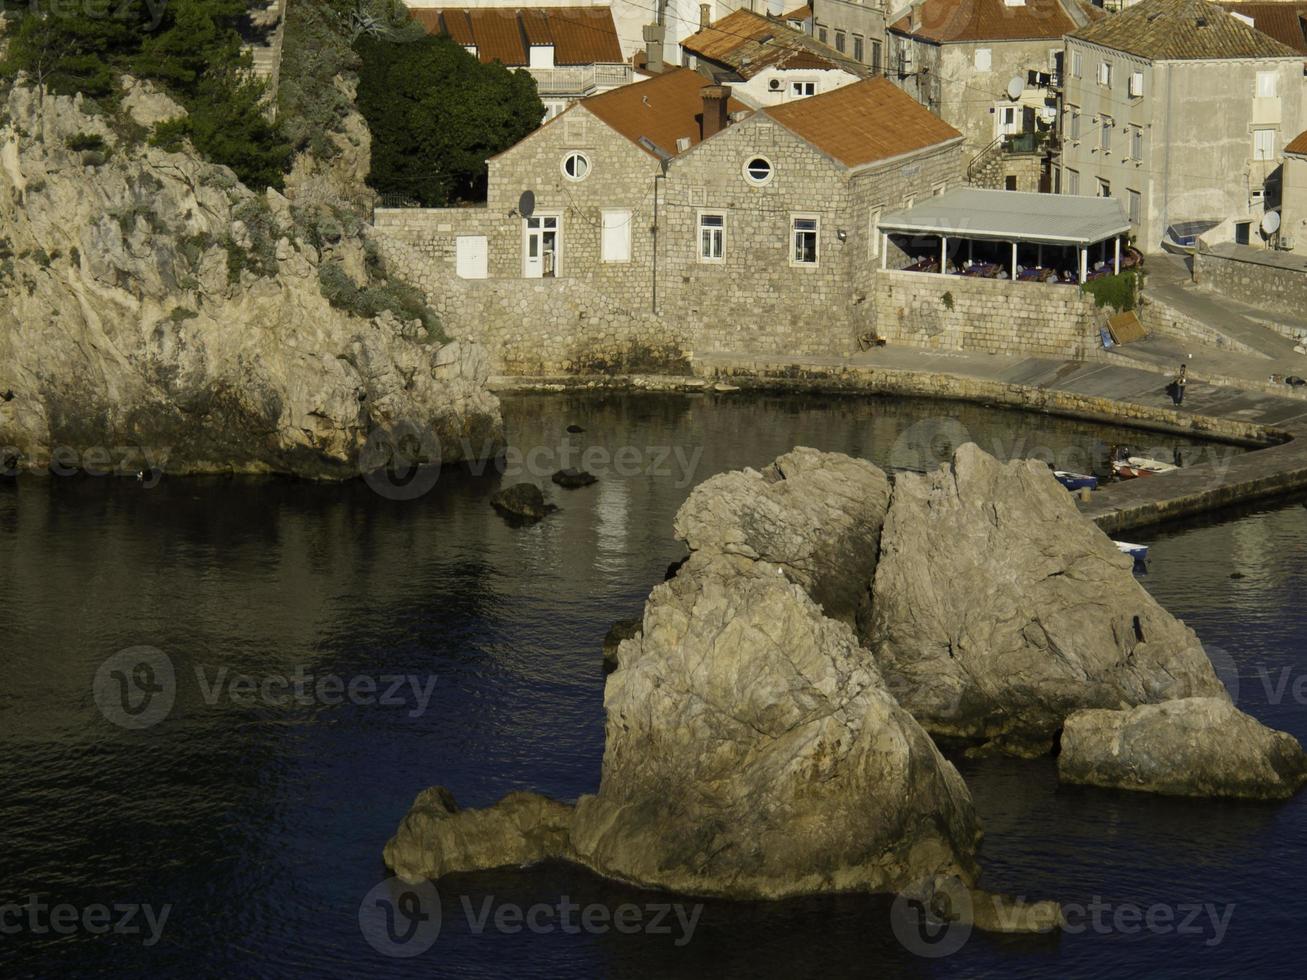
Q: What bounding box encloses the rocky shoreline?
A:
[383,443,1306,931]
[0,81,503,480]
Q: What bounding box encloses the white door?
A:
[996,105,1019,139]
[524,215,560,278]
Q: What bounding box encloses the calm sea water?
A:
[0,392,1302,979]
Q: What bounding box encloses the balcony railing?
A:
[529,64,634,97]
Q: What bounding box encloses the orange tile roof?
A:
[681,8,869,79]
[781,4,812,20]
[1286,130,1307,155]
[890,0,1099,42]
[410,7,624,66]
[763,77,962,168]
[1217,3,1307,54]
[581,68,751,158]
[1069,0,1300,59]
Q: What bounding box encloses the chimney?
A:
[700,83,731,140]
[910,0,925,31]
[643,23,665,73]
[700,3,711,29]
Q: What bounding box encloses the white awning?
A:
[879,189,1131,247]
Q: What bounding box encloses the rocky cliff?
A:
[0,80,502,478]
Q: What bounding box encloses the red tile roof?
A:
[581,68,751,158]
[681,8,869,79]
[890,0,1101,42]
[1069,0,1300,60]
[1217,3,1307,54]
[410,7,624,66]
[1286,130,1307,155]
[764,77,962,168]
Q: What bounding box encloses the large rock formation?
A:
[387,450,1013,910]
[567,551,982,899]
[864,444,1227,752]
[673,447,891,623]
[0,81,501,478]
[1058,698,1307,800]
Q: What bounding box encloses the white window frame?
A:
[975,47,992,72]
[600,208,631,263]
[1257,71,1278,98]
[743,155,774,186]
[1070,49,1082,79]
[697,210,725,263]
[1253,128,1276,162]
[1098,60,1112,88]
[789,79,817,98]
[790,213,820,267]
[561,151,590,182]
[1128,71,1144,98]
[1067,105,1081,141]
[1098,177,1111,198]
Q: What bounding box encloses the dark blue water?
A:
[0,392,1301,979]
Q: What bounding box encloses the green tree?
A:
[355,33,541,206]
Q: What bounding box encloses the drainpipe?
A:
[652,169,665,314]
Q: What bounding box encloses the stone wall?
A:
[1195,244,1307,339]
[872,270,1100,358]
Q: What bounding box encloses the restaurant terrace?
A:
[877,189,1136,284]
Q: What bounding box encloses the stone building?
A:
[1280,129,1307,249]
[407,6,635,120]
[1061,0,1306,252]
[680,7,870,106]
[373,68,969,367]
[809,0,889,74]
[886,0,1098,192]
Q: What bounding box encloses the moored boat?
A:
[1111,456,1178,480]
[1054,470,1098,492]
[1114,540,1149,562]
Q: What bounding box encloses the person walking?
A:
[1170,364,1187,406]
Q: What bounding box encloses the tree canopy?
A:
[1,0,289,189]
[354,33,542,206]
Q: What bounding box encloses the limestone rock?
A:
[552,467,597,488]
[864,443,1227,748]
[673,447,891,623]
[491,483,554,522]
[0,82,501,478]
[383,787,575,882]
[601,617,641,670]
[568,552,982,900]
[1058,698,1307,800]
[119,77,186,129]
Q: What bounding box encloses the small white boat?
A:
[1112,456,1178,480]
[1114,541,1149,562]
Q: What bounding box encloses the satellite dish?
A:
[1006,76,1024,101]
[518,191,535,218]
[1262,210,1281,235]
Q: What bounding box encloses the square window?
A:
[1098,61,1112,87]
[1257,71,1277,98]
[792,215,819,265]
[699,212,725,262]
[1098,178,1111,198]
[975,48,992,71]
[790,80,816,97]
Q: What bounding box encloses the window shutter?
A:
[601,210,631,262]
[455,236,488,279]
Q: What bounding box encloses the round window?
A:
[562,151,590,181]
[743,156,773,185]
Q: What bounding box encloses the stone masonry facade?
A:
[373,98,1105,373]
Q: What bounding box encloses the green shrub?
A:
[317,260,446,343]
[66,132,107,152]
[168,306,199,322]
[1081,268,1143,312]
[941,290,954,311]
